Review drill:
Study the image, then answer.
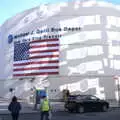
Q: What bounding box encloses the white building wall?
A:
[0,0,120,101]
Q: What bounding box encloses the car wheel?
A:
[102,105,108,112]
[78,105,84,113]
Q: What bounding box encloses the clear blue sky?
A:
[0,0,120,25]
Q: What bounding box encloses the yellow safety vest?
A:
[41,100,50,111]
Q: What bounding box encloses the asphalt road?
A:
[0,108,120,120]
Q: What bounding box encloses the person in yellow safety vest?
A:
[40,96,51,120]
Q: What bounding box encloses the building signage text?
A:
[13,26,81,39]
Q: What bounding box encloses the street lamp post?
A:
[114,76,120,107]
[117,78,120,107]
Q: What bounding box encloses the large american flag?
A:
[13,38,59,77]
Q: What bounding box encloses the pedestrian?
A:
[40,96,51,120]
[8,96,22,120]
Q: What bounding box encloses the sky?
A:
[0,0,120,25]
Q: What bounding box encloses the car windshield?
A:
[89,96,98,100]
[81,95,99,100]
[69,95,99,101]
[68,95,80,100]
[68,95,86,101]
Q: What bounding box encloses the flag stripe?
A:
[30,41,59,46]
[14,66,59,71]
[14,63,58,69]
[30,43,59,48]
[30,52,59,57]
[29,46,59,52]
[14,60,59,66]
[14,69,58,74]
[29,49,59,54]
[30,39,58,43]
[14,57,59,64]
[13,72,59,77]
[29,55,59,59]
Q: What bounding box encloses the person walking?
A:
[40,96,51,120]
[8,96,22,120]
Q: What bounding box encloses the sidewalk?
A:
[0,101,65,115]
[108,100,120,109]
[22,102,65,113]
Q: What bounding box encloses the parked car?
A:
[64,95,109,113]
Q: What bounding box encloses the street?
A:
[0,108,120,120]
[0,100,120,120]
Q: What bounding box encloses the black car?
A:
[64,95,109,113]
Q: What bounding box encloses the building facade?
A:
[0,0,120,101]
